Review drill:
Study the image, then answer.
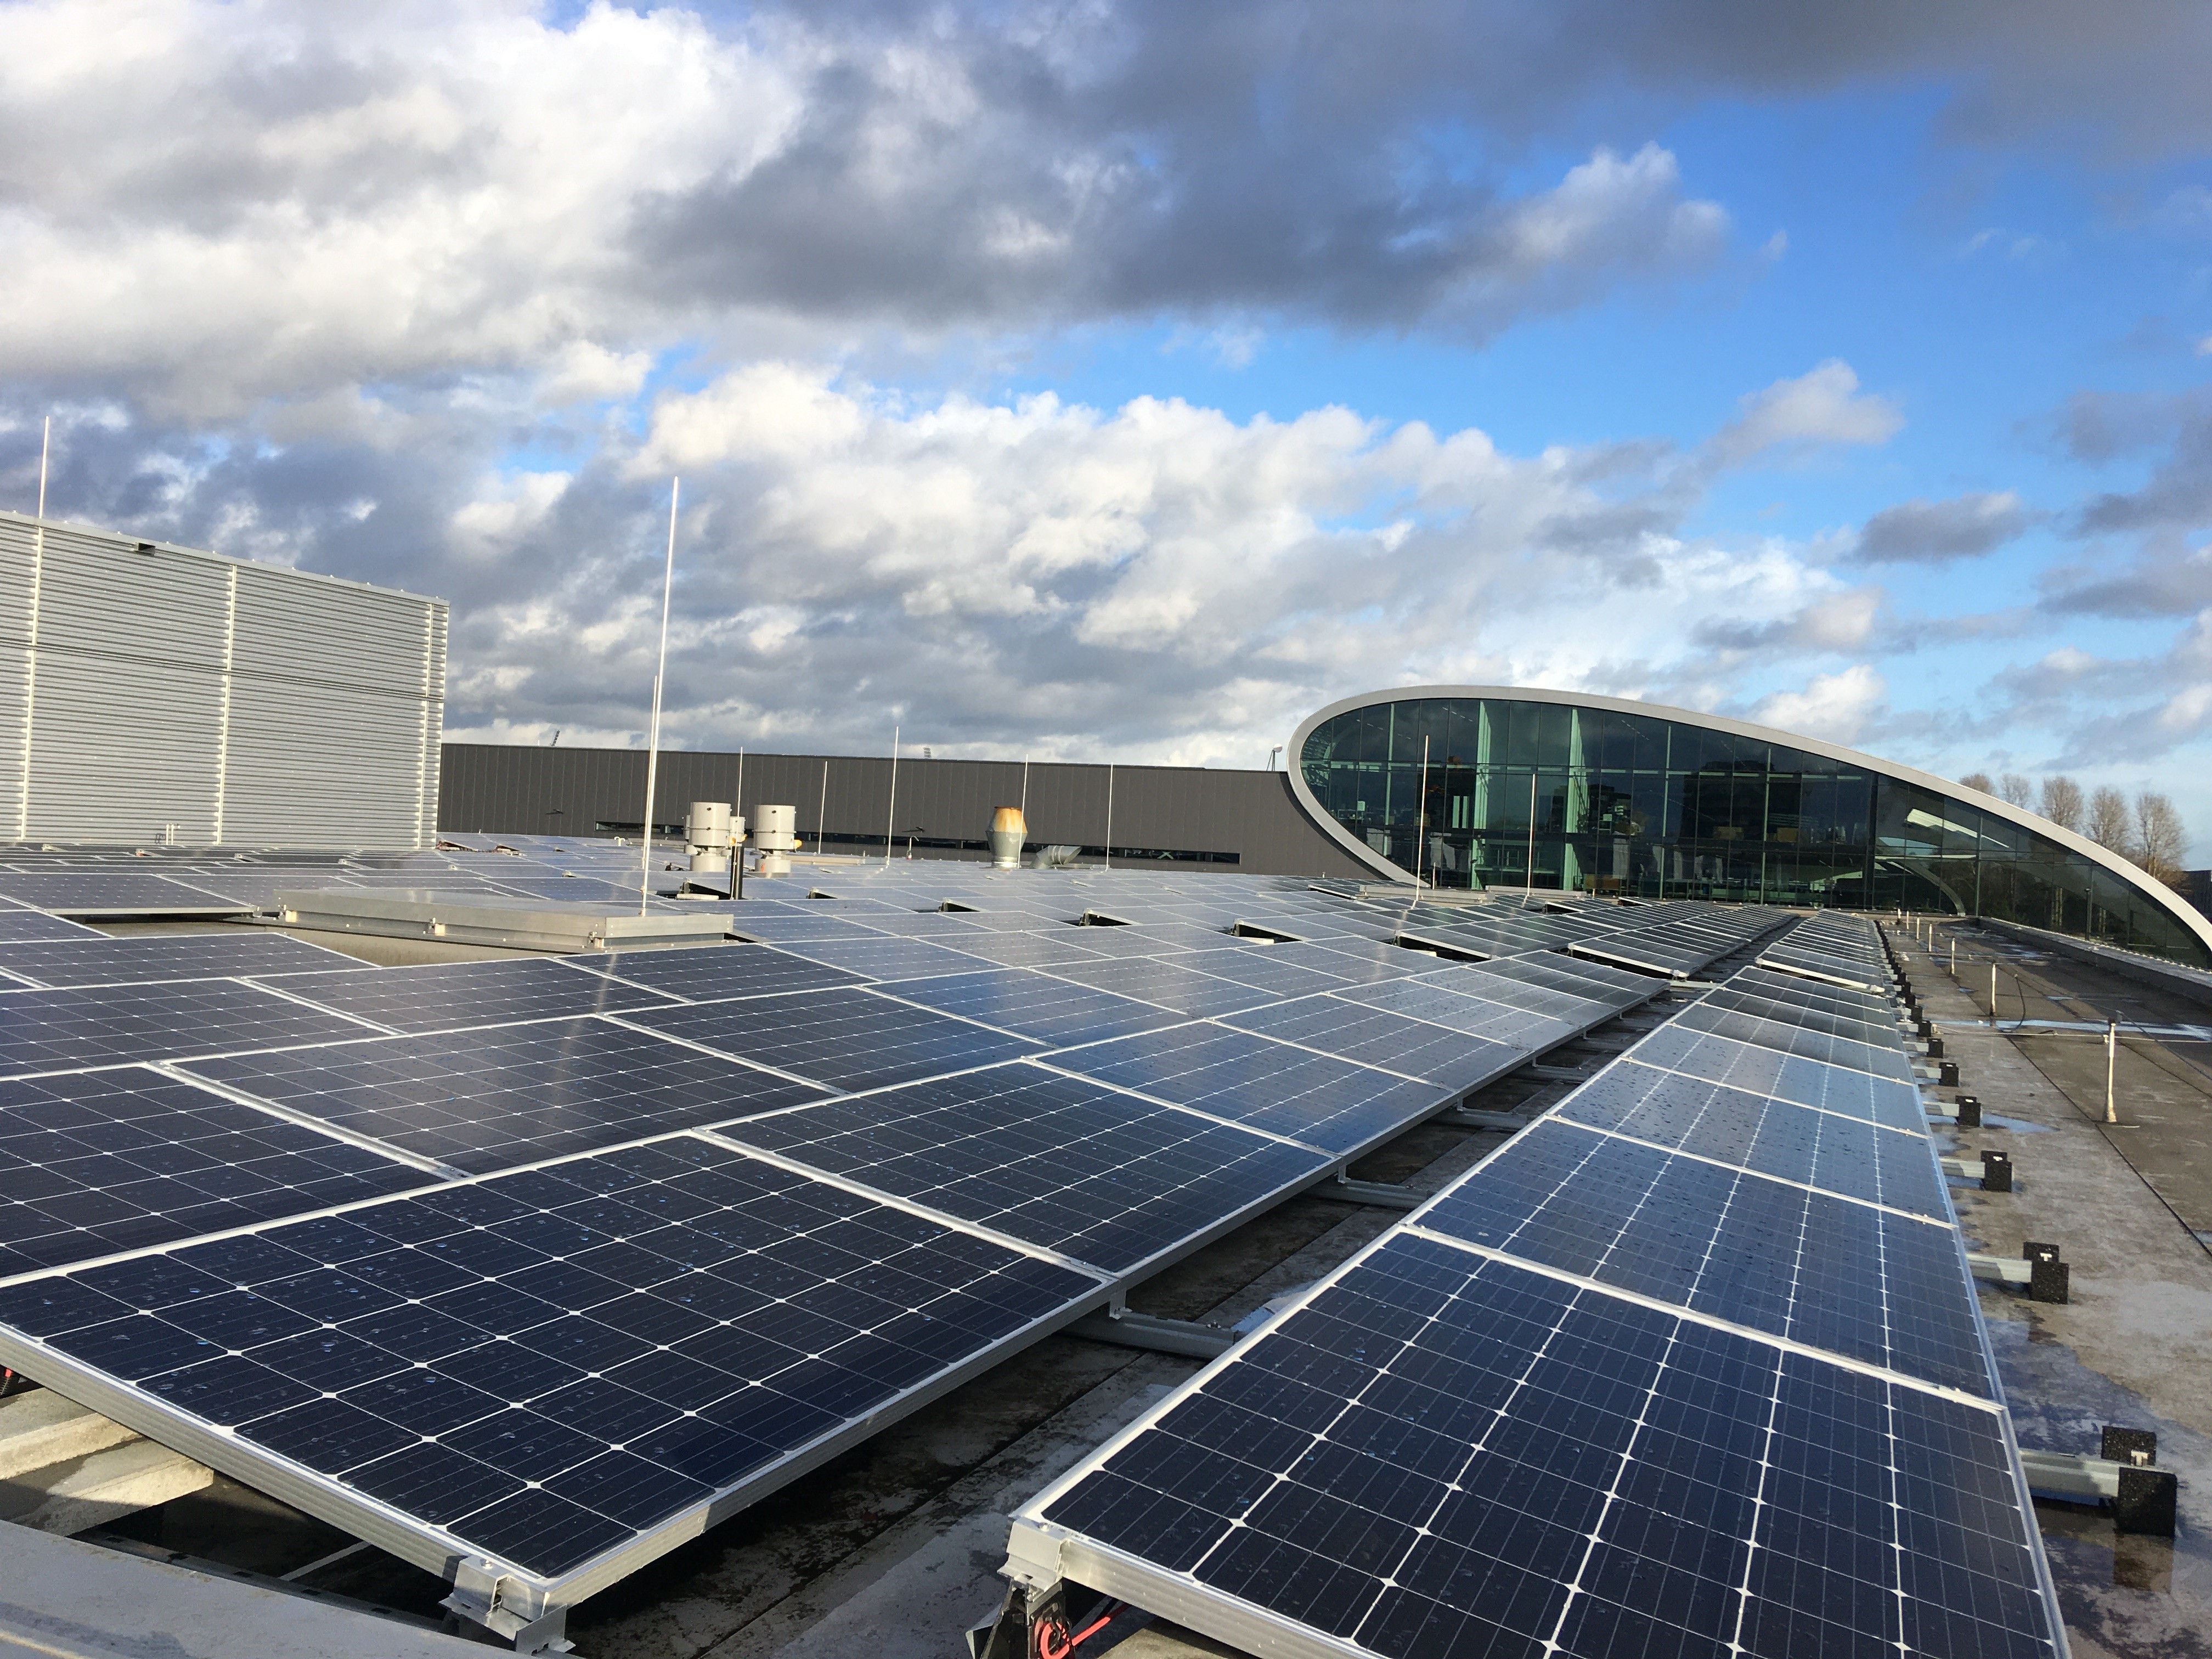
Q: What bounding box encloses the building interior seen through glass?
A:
[1301,696,2209,965]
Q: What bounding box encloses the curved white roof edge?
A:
[1286,683,2212,957]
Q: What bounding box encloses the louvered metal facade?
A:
[1,511,445,850]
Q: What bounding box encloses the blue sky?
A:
[3,2,2210,845]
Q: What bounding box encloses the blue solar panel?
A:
[712,1063,1332,1274]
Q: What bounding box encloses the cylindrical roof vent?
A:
[990,806,1027,870]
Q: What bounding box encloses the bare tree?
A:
[2086,786,2133,853]
[1999,772,2033,808]
[2134,791,2190,883]
[1960,771,1994,796]
[2039,775,2084,833]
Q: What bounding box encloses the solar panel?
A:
[1251,939,1426,983]
[1726,966,1899,1017]
[1667,1002,1917,1081]
[0,1067,435,1274]
[0,910,108,944]
[1180,949,1360,1002]
[765,937,998,981]
[1695,984,1906,1042]
[1042,1024,1450,1154]
[926,930,1115,969]
[725,915,899,945]
[1415,1118,1991,1395]
[0,1133,1101,1595]
[253,958,683,1035]
[1555,1062,1949,1220]
[568,944,867,1003]
[0,932,358,989]
[1018,1235,2058,1659]
[870,969,1188,1047]
[180,1020,826,1173]
[1625,1025,1929,1132]
[0,981,379,1079]
[620,988,1039,1094]
[1222,996,1528,1093]
[1330,978,1580,1053]
[713,1064,1333,1274]
[0,874,253,915]
[1037,957,1279,1018]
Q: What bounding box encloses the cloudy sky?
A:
[6,2,2212,840]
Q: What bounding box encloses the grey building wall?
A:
[2,511,446,850]
[438,744,1370,878]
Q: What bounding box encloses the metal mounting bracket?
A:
[1327,1176,1424,1210]
[1062,1307,1237,1359]
[1435,1106,1530,1132]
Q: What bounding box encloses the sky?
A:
[4,2,2212,846]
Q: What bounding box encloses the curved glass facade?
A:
[1300,694,2211,966]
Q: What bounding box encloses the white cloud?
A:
[1752,665,1887,743]
[1710,359,1903,466]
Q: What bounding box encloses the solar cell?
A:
[1222,996,1528,1093]
[0,1135,1100,1588]
[0,932,358,989]
[568,944,867,1003]
[1023,1236,2057,1659]
[0,1067,434,1274]
[713,1064,1331,1273]
[254,958,684,1034]
[1043,1024,1449,1153]
[871,969,1187,1047]
[182,1020,825,1172]
[622,988,1038,1094]
[0,981,378,1079]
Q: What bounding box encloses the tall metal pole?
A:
[638,478,679,917]
[1104,764,1114,870]
[1412,736,1430,890]
[1525,771,1537,899]
[816,759,828,854]
[884,726,899,868]
[19,417,49,842]
[1020,755,1030,818]
[2106,1018,2119,1125]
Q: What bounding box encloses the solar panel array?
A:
[0,861,1707,1613]
[1014,915,2066,1659]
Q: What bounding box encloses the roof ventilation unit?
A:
[685,802,737,874]
[754,804,798,876]
[990,806,1026,870]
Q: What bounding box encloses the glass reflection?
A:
[1300,697,2209,966]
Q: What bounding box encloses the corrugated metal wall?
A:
[1,512,447,849]
[439,744,1372,879]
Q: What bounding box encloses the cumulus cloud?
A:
[1752,665,1888,744]
[0,1,1748,416]
[1855,492,2031,563]
[1708,360,1903,466]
